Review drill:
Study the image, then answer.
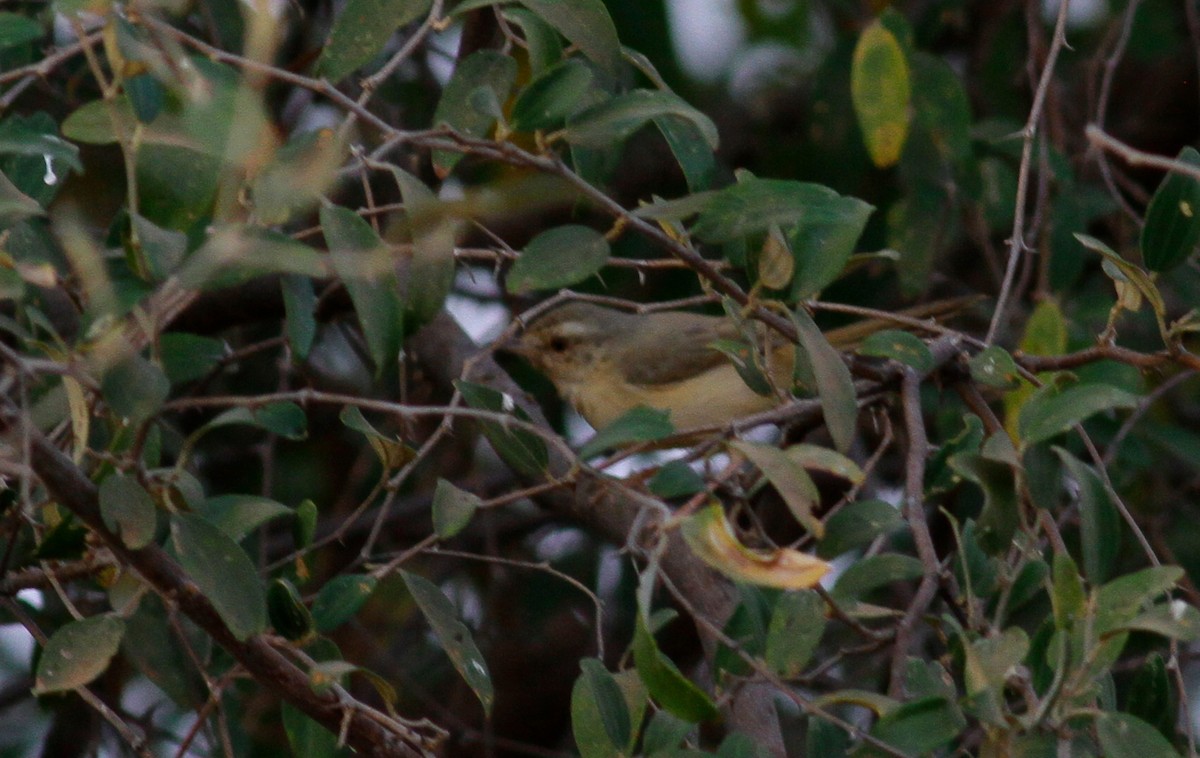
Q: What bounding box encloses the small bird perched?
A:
[504,299,974,434]
[505,302,794,432]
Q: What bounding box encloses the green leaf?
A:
[968,345,1020,389]
[1019,383,1140,445]
[507,224,611,294]
[564,89,718,151]
[33,614,125,694]
[125,74,164,124]
[1095,712,1182,758]
[1021,298,1069,356]
[250,401,307,440]
[579,406,674,459]
[870,696,966,754]
[312,574,378,632]
[1127,654,1176,741]
[1076,233,1168,338]
[281,275,317,359]
[253,129,343,226]
[693,177,872,246]
[501,8,563,73]
[908,51,972,172]
[1119,601,1200,641]
[293,499,318,549]
[0,115,82,172]
[282,703,339,758]
[180,225,325,289]
[135,143,220,231]
[851,19,911,167]
[789,210,875,299]
[831,553,924,603]
[431,479,481,539]
[456,380,549,478]
[962,627,1028,725]
[1,113,79,207]
[642,710,694,753]
[765,590,825,678]
[321,205,404,373]
[786,444,864,484]
[860,330,933,372]
[1094,566,1185,633]
[574,659,632,752]
[1051,552,1085,630]
[657,114,718,192]
[647,460,705,498]
[1055,448,1121,583]
[806,719,852,757]
[199,405,309,445]
[401,570,494,715]
[338,405,416,469]
[316,0,432,82]
[792,307,857,453]
[818,499,903,559]
[102,353,169,424]
[158,333,225,383]
[512,58,594,131]
[171,513,266,640]
[194,494,292,542]
[632,612,719,723]
[431,50,517,176]
[0,167,44,225]
[731,441,823,537]
[391,166,457,324]
[122,594,208,708]
[98,473,157,549]
[1140,146,1200,272]
[948,453,1018,554]
[0,12,43,48]
[516,0,621,76]
[267,578,315,641]
[130,212,187,280]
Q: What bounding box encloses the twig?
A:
[888,368,941,698]
[1090,0,1144,222]
[0,400,436,757]
[3,599,153,757]
[1086,124,1200,183]
[986,0,1074,344]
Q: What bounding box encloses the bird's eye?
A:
[549,336,569,353]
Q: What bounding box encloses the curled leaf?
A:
[681,504,831,589]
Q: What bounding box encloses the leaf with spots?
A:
[34,614,124,694]
[401,570,494,715]
[1141,146,1200,272]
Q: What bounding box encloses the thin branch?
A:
[986,0,1074,344]
[0,402,436,757]
[888,368,942,698]
[3,599,153,758]
[1086,124,1200,183]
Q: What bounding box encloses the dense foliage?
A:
[3,0,1200,755]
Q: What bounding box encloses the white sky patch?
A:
[666,0,747,82]
[1042,0,1109,28]
[427,24,462,86]
[446,294,509,344]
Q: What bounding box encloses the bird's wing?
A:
[618,312,739,386]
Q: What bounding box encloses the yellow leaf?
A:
[851,20,911,168]
[681,504,831,589]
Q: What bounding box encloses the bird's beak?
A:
[495,332,535,360]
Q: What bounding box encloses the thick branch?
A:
[0,402,431,758]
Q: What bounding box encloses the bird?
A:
[504,302,794,432]
[503,299,973,434]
